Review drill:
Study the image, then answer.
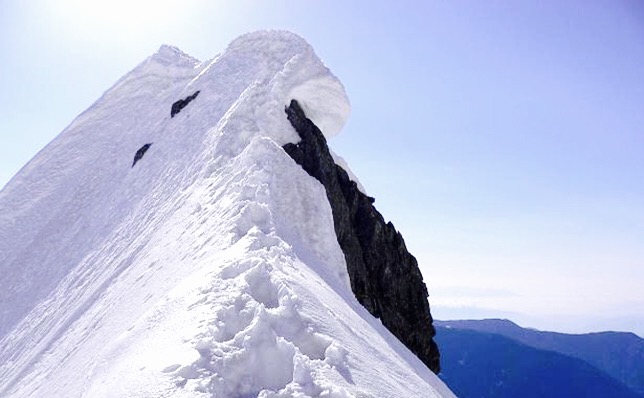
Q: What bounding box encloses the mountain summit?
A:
[0,31,449,397]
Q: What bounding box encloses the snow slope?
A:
[0,31,454,398]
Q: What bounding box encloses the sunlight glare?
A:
[48,0,195,43]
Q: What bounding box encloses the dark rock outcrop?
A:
[132,143,152,167]
[283,99,440,373]
[171,91,200,118]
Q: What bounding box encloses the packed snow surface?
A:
[0,31,453,398]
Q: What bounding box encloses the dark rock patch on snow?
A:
[171,91,200,118]
[132,143,152,167]
[283,99,441,373]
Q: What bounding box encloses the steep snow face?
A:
[0,31,453,398]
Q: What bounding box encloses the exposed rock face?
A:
[171,90,200,118]
[283,99,440,373]
[132,143,152,167]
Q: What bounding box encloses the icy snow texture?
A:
[0,31,453,398]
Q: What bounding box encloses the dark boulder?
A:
[283,99,440,373]
[171,91,200,118]
[132,143,152,167]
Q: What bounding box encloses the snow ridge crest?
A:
[0,31,453,398]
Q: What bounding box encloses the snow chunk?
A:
[287,76,350,139]
[222,30,351,140]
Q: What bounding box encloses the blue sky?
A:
[1,1,643,335]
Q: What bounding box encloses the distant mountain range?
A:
[435,319,644,398]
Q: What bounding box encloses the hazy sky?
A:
[1,1,643,335]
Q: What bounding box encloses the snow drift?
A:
[0,31,453,398]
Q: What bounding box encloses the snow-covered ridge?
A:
[153,44,200,67]
[0,30,452,397]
